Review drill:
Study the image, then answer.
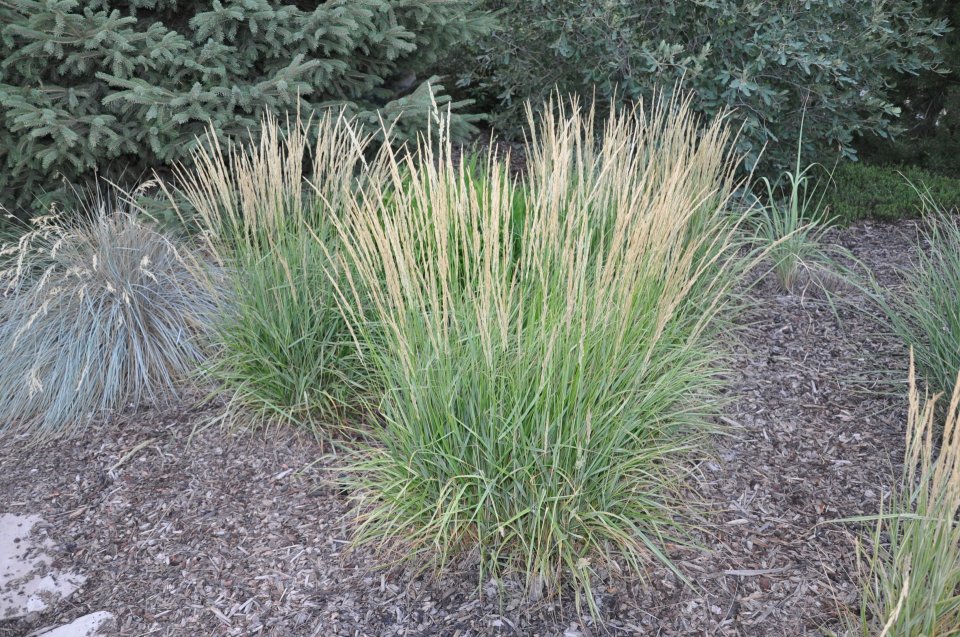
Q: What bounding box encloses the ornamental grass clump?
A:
[330,94,747,608]
[883,197,960,400]
[0,205,214,441]
[846,358,960,636]
[171,112,372,431]
[756,160,834,293]
[752,125,854,295]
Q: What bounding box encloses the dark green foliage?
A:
[856,0,960,174]
[0,0,492,212]
[455,0,946,174]
[822,163,960,224]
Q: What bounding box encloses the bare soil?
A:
[0,219,924,636]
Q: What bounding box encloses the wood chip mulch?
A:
[0,219,924,636]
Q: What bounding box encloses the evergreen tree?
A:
[0,0,492,212]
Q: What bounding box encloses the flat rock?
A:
[0,513,86,622]
[35,611,116,637]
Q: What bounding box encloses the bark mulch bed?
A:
[0,219,924,636]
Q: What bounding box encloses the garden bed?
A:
[0,219,921,636]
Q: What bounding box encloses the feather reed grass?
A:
[881,195,960,400]
[328,94,749,609]
[168,112,374,432]
[844,356,960,636]
[752,127,854,295]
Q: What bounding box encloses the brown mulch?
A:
[0,219,924,637]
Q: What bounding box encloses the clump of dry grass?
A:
[330,93,749,610]
[0,203,214,440]
[845,355,960,636]
[169,112,375,432]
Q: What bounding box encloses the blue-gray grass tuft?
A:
[0,205,214,440]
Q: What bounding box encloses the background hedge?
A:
[454,0,947,174]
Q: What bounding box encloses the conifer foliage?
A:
[0,0,491,211]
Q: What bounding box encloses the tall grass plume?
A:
[846,356,960,636]
[330,94,749,609]
[169,112,373,432]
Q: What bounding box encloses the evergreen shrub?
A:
[0,0,491,212]
[456,0,946,174]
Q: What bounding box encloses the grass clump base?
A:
[0,206,213,441]
[331,94,747,610]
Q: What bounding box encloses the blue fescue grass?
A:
[0,203,214,440]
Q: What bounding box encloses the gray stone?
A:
[0,513,85,622]
[35,611,116,637]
